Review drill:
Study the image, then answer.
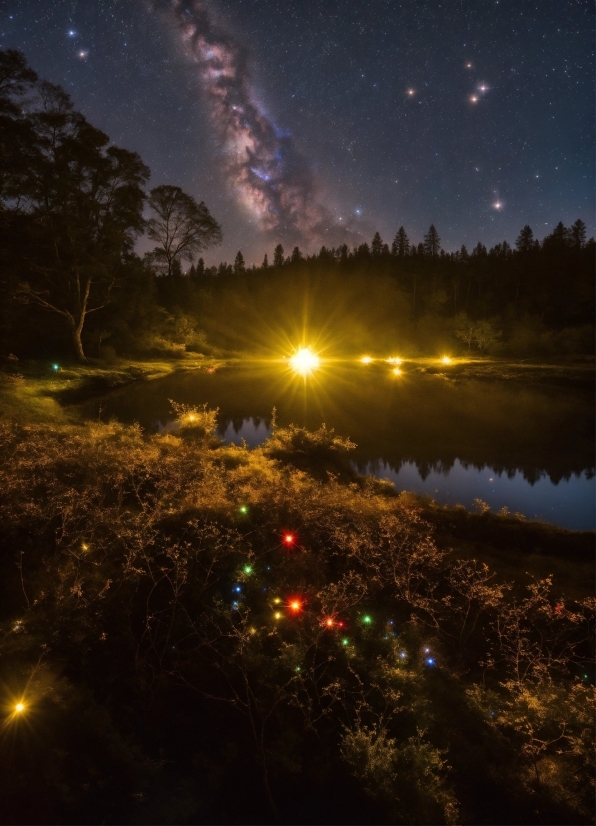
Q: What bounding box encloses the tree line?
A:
[0,48,593,362]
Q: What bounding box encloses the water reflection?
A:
[217,416,595,530]
[90,363,595,530]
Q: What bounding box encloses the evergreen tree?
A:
[570,219,586,249]
[196,257,205,277]
[234,250,246,275]
[423,224,441,257]
[371,232,383,256]
[291,246,303,263]
[262,253,269,269]
[391,227,410,258]
[273,244,284,267]
[515,225,534,253]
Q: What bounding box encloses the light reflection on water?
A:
[219,417,595,531]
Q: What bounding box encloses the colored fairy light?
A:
[52,364,59,371]
[234,586,242,592]
[424,647,430,653]
[400,652,406,658]
[295,666,301,672]
[284,533,295,545]
[289,347,320,375]
[274,612,282,620]
[362,615,372,625]
[325,618,334,627]
[273,597,281,604]
[249,627,256,635]
[342,638,349,646]
[15,702,25,713]
[426,658,435,666]
[289,599,302,613]
[239,505,248,514]
[243,565,253,574]
[81,543,88,551]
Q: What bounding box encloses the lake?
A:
[90,361,595,530]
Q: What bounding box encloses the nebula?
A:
[155,0,350,247]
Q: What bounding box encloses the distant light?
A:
[400,652,406,658]
[342,638,349,646]
[273,597,281,604]
[325,618,335,627]
[243,565,253,575]
[284,533,295,545]
[81,543,88,551]
[52,364,60,371]
[493,201,503,210]
[289,599,302,613]
[360,356,373,364]
[441,356,451,365]
[234,586,242,592]
[14,702,25,713]
[239,505,248,514]
[470,95,478,103]
[289,347,320,375]
[274,612,282,620]
[393,367,401,376]
[249,627,257,635]
[426,658,435,666]
[386,357,402,364]
[407,88,415,96]
[362,615,372,625]
[424,647,430,653]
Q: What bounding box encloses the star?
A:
[407,88,415,96]
[470,95,479,103]
[78,50,89,58]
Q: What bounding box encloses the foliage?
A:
[0,413,593,823]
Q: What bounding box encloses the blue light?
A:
[52,364,59,371]
[234,586,242,592]
[426,658,435,666]
[400,652,406,658]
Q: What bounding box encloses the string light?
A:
[288,599,303,613]
[274,612,282,620]
[362,615,372,625]
[273,597,281,604]
[342,638,349,646]
[243,565,253,574]
[52,364,59,371]
[426,658,435,666]
[284,533,295,546]
[239,505,248,514]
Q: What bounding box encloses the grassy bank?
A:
[0,411,593,825]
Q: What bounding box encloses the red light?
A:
[284,534,295,545]
[289,599,302,613]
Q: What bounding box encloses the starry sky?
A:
[1,0,594,263]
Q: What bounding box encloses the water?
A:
[91,362,595,530]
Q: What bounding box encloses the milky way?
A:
[157,0,348,247]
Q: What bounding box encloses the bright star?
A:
[470,95,478,103]
[493,201,503,210]
[407,88,415,96]
[78,50,89,58]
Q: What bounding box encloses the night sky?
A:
[2,0,594,263]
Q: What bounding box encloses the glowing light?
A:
[249,627,256,634]
[342,638,349,646]
[295,666,301,672]
[360,356,373,364]
[426,658,435,666]
[441,356,451,365]
[289,599,303,613]
[188,414,196,422]
[81,543,88,551]
[284,534,295,546]
[470,95,478,103]
[325,617,335,627]
[386,357,402,365]
[400,652,406,659]
[14,703,25,713]
[52,364,59,371]
[424,647,430,653]
[274,612,282,620]
[243,565,253,575]
[393,367,401,376]
[273,597,281,604]
[407,88,415,96]
[362,615,372,625]
[239,505,248,514]
[289,347,320,375]
[493,201,503,210]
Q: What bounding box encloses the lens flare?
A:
[442,356,451,365]
[360,356,373,364]
[289,348,319,375]
[14,702,25,713]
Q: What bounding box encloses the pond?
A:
[89,362,595,530]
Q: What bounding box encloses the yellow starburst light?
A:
[289,347,320,375]
[442,356,452,365]
[360,356,373,364]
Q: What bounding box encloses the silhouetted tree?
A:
[262,253,269,269]
[234,250,246,275]
[146,185,222,277]
[515,225,534,253]
[371,232,383,256]
[423,224,441,257]
[570,218,586,249]
[290,246,303,264]
[273,244,284,267]
[391,226,410,257]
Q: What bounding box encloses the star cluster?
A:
[1,0,593,261]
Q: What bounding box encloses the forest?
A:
[0,49,594,826]
[0,50,594,364]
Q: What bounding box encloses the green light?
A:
[295,666,301,672]
[243,565,253,575]
[362,615,372,625]
[239,505,248,514]
[342,638,349,646]
[52,364,59,371]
